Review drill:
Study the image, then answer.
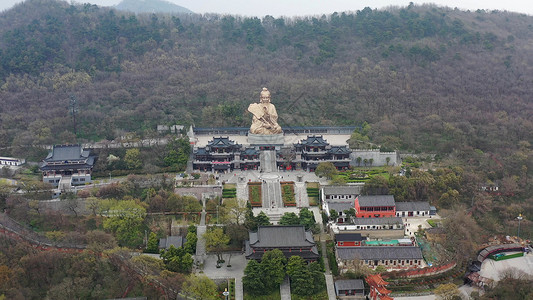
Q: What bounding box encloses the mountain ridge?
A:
[114,0,193,14]
[0,0,530,168]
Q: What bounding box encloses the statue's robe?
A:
[248,103,282,135]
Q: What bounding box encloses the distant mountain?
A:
[115,0,193,14]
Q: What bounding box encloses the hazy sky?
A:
[1,0,532,16]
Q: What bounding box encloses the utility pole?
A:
[517,214,523,240]
[69,94,78,137]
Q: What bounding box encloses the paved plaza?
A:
[480,251,533,281]
[194,168,334,299]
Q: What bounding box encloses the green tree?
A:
[182,275,218,300]
[299,207,316,230]
[164,137,190,170]
[183,196,202,212]
[260,249,286,292]
[160,245,193,273]
[329,209,339,222]
[242,260,265,295]
[220,198,248,225]
[184,231,197,254]
[102,200,146,247]
[308,261,326,293]
[315,162,338,179]
[145,232,159,253]
[124,148,142,170]
[343,208,356,223]
[286,256,313,296]
[203,227,230,263]
[279,212,300,225]
[330,176,347,185]
[250,211,271,231]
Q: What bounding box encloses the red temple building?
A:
[354,195,396,218]
[366,274,393,300]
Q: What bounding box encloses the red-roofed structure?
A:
[366,274,393,300]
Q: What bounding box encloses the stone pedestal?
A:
[247,132,285,145]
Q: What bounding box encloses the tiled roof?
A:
[41,145,95,170]
[335,233,365,242]
[337,246,423,260]
[207,136,237,147]
[395,201,430,211]
[298,135,329,147]
[249,225,315,248]
[328,201,354,214]
[335,279,364,292]
[357,195,395,207]
[352,217,403,226]
[45,145,86,161]
[323,185,360,195]
[241,147,259,156]
[194,147,209,155]
[328,146,351,155]
[244,241,320,260]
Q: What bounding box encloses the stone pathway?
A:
[325,275,336,300]
[321,237,337,300]
[294,181,309,207]
[235,275,243,300]
[280,276,291,300]
[195,207,207,268]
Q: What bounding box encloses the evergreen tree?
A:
[279,212,300,225]
[260,249,286,292]
[299,207,316,230]
[145,232,159,254]
[242,260,265,295]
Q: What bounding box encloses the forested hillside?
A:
[0,0,531,171]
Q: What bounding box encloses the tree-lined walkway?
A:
[319,226,337,300]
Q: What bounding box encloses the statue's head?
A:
[260,87,271,103]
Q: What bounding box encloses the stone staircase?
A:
[58,175,72,191]
[260,150,277,173]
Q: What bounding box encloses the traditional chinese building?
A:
[330,217,405,239]
[192,137,241,172]
[293,135,351,172]
[354,195,396,218]
[239,147,260,171]
[191,135,353,172]
[395,201,430,217]
[39,145,95,188]
[335,233,366,247]
[335,279,365,299]
[338,246,424,271]
[244,225,320,261]
[0,156,25,167]
[366,274,393,300]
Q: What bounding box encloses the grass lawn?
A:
[336,167,389,183]
[248,182,262,207]
[306,182,320,206]
[223,183,236,189]
[281,182,296,207]
[427,219,441,227]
